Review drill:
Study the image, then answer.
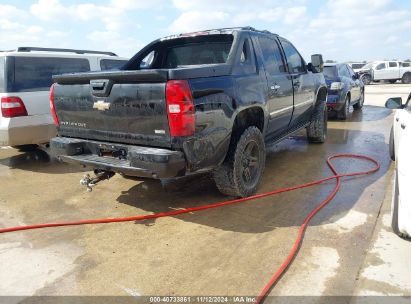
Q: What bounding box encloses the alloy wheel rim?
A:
[241,140,260,186]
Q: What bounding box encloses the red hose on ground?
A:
[0,154,380,303]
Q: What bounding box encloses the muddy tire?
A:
[353,89,364,110]
[307,100,327,143]
[338,95,350,120]
[389,126,395,161]
[213,126,265,198]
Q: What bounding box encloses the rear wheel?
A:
[402,73,411,84]
[213,126,266,198]
[353,89,364,110]
[338,95,350,120]
[307,100,327,143]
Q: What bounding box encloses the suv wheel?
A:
[361,74,371,85]
[402,73,411,84]
[353,89,364,110]
[307,100,327,143]
[338,95,350,120]
[213,126,266,197]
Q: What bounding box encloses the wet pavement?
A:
[0,84,410,300]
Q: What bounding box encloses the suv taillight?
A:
[49,83,59,126]
[1,97,28,118]
[166,80,195,137]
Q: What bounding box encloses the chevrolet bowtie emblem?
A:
[93,100,111,111]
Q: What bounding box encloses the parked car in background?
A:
[50,27,328,197]
[385,92,411,238]
[323,63,364,120]
[0,47,128,150]
[347,62,367,73]
[359,61,411,85]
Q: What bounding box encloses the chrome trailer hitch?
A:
[80,170,115,192]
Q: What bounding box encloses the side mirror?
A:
[310,54,324,73]
[385,97,403,109]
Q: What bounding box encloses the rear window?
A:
[351,63,365,69]
[8,56,90,92]
[323,66,337,79]
[125,34,234,70]
[100,59,128,70]
[164,42,232,68]
[0,57,4,93]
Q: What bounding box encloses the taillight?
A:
[1,97,28,118]
[166,80,195,137]
[49,83,59,126]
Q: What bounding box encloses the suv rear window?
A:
[323,66,337,79]
[8,56,90,92]
[100,59,128,70]
[0,57,4,93]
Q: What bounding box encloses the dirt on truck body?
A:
[50,27,328,197]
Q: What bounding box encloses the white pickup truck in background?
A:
[359,61,411,85]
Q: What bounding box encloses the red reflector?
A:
[49,83,59,126]
[1,97,28,118]
[166,80,195,137]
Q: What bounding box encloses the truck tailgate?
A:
[53,70,172,148]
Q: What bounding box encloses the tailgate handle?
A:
[90,79,114,97]
[91,81,106,90]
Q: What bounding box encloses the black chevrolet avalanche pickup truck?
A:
[50,27,328,197]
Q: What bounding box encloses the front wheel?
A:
[307,101,327,143]
[213,126,266,198]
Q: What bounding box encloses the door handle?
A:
[293,81,300,88]
[396,117,400,122]
[271,84,281,91]
[401,123,406,129]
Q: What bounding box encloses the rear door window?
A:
[389,62,397,68]
[0,57,4,93]
[258,37,286,74]
[100,59,128,70]
[10,57,90,92]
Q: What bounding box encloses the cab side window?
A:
[375,63,386,70]
[279,38,306,73]
[389,62,397,68]
[258,36,286,74]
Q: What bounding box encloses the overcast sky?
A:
[1,0,410,62]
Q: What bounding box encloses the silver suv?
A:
[0,47,128,150]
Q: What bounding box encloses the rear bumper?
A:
[50,137,186,179]
[0,115,56,146]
